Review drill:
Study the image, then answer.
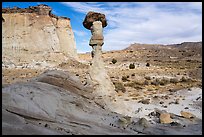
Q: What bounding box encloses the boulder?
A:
[138,99,150,104]
[132,117,150,133]
[83,11,107,30]
[137,117,150,128]
[180,111,195,119]
[159,113,172,124]
[32,70,94,98]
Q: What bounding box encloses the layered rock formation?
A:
[83,12,115,98]
[2,70,142,135]
[2,4,78,66]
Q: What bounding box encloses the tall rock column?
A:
[83,11,115,97]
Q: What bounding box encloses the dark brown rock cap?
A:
[83,11,107,30]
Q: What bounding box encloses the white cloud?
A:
[61,2,104,14]
[62,2,202,51]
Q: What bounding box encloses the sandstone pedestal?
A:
[83,12,116,108]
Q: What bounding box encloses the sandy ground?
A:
[113,87,202,120]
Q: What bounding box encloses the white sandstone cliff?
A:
[2,5,78,67]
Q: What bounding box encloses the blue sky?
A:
[2,2,202,53]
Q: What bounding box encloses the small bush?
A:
[125,81,144,89]
[143,80,149,85]
[180,76,192,82]
[113,82,126,93]
[144,76,151,80]
[112,58,117,64]
[159,81,165,86]
[146,63,150,67]
[122,76,128,82]
[170,78,179,84]
[180,76,187,82]
[129,63,135,69]
[160,78,170,85]
[147,88,154,91]
[151,79,159,86]
[131,73,135,76]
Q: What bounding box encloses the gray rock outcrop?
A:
[2,70,140,135]
[2,70,202,135]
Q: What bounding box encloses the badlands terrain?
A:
[2,42,202,135]
[2,5,202,135]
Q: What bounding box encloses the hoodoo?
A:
[83,11,115,97]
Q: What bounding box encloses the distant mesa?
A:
[124,42,202,51]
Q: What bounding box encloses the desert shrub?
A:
[143,80,149,85]
[138,99,150,104]
[122,76,128,82]
[134,80,144,85]
[180,76,187,82]
[180,76,192,83]
[170,78,179,84]
[160,78,170,85]
[151,78,160,86]
[23,49,28,51]
[29,23,33,26]
[147,88,154,91]
[113,82,126,93]
[146,63,150,67]
[144,76,151,80]
[125,81,144,89]
[126,75,129,78]
[175,99,180,104]
[112,58,117,64]
[129,63,135,69]
[131,73,135,76]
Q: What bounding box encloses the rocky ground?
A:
[2,42,202,135]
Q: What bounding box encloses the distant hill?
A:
[169,42,202,50]
[124,42,202,51]
[123,43,164,51]
[124,42,202,55]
